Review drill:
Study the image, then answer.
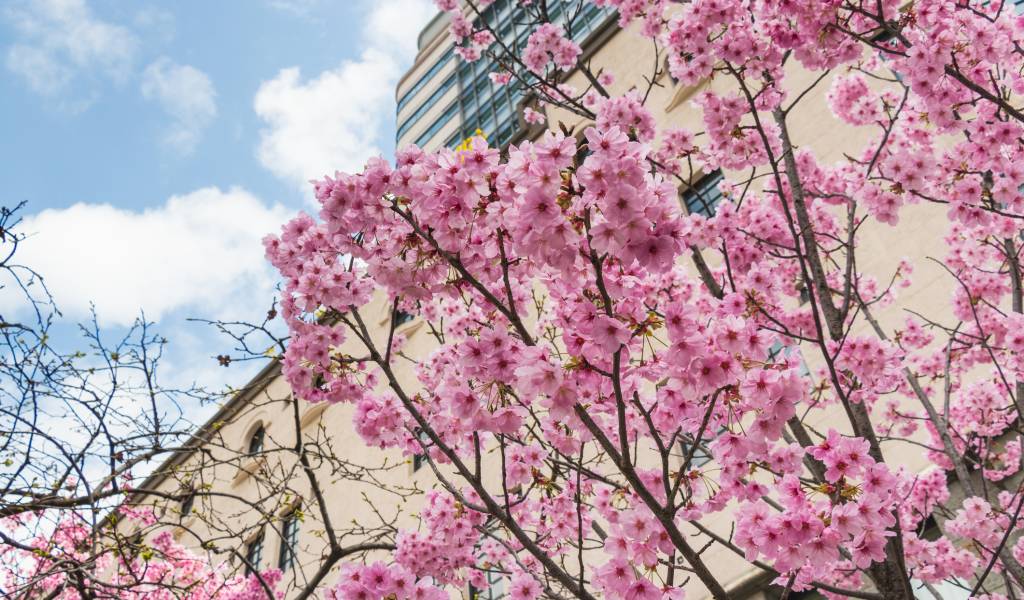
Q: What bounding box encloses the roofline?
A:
[128,358,284,503]
[396,12,452,97]
[417,10,448,52]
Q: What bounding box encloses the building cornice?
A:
[127,359,284,504]
[396,12,452,99]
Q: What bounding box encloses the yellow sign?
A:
[454,128,487,153]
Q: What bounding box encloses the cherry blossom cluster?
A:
[327,563,446,600]
[522,23,581,72]
[0,511,281,600]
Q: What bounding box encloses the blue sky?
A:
[0,0,436,394]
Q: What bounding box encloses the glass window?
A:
[680,434,716,468]
[248,424,265,455]
[474,76,490,98]
[397,74,457,140]
[447,1,615,150]
[496,99,512,123]
[412,429,430,472]
[911,579,970,600]
[482,115,497,139]
[465,107,481,130]
[682,170,725,217]
[180,489,195,518]
[415,101,460,147]
[393,310,414,327]
[468,551,507,600]
[495,119,516,148]
[498,20,513,41]
[399,1,615,151]
[469,571,507,600]
[245,532,264,574]
[278,512,300,571]
[396,50,453,114]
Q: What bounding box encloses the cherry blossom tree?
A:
[263,0,1024,599]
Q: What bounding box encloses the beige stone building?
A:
[129,2,985,599]
[128,296,441,596]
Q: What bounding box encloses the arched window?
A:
[248,424,265,455]
[179,489,195,518]
[126,532,144,558]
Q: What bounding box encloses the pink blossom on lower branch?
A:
[0,511,282,600]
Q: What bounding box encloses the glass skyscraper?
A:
[395,0,612,151]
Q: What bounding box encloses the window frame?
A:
[412,428,431,473]
[396,72,458,141]
[247,424,265,456]
[277,511,300,572]
[244,531,264,575]
[682,169,725,217]
[467,552,508,600]
[179,489,195,519]
[396,50,454,115]
[393,309,415,328]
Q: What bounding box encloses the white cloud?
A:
[363,0,437,61]
[133,7,175,44]
[253,0,436,190]
[141,58,217,154]
[6,43,70,95]
[254,49,398,187]
[5,188,290,328]
[3,0,137,97]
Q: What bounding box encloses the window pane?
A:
[180,490,194,518]
[683,170,725,217]
[415,102,460,147]
[396,50,453,114]
[393,310,414,326]
[245,533,264,574]
[397,74,457,140]
[278,513,299,571]
[248,425,265,454]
